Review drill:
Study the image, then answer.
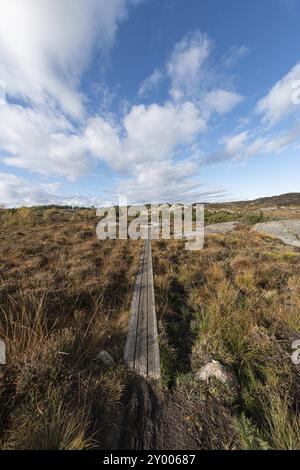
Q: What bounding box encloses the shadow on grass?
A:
[160,278,197,388]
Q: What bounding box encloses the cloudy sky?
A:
[0,0,300,207]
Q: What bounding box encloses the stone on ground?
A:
[95,350,115,367]
[205,221,240,234]
[196,360,236,387]
[252,219,300,248]
[185,221,239,239]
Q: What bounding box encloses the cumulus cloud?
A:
[0,170,225,207]
[4,3,297,207]
[0,11,244,205]
[205,62,300,165]
[0,98,206,181]
[0,100,89,179]
[0,173,59,206]
[116,160,226,204]
[256,62,300,125]
[0,0,135,117]
[0,173,111,207]
[123,101,206,163]
[202,89,244,115]
[166,31,212,101]
[207,125,300,164]
[138,30,244,115]
[84,102,217,203]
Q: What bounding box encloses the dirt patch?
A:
[117,374,237,450]
[117,375,162,450]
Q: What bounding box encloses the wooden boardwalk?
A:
[124,238,161,381]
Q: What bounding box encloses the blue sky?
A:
[0,0,299,206]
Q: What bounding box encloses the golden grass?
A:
[1,205,300,449]
[0,207,140,450]
[153,225,300,449]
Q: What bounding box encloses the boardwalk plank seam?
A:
[124,239,161,381]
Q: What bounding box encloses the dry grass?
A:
[0,207,141,449]
[1,204,300,450]
[153,223,300,449]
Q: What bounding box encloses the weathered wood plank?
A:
[134,240,149,378]
[147,240,161,381]
[124,244,145,368]
[124,238,161,381]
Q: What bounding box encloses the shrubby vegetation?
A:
[153,227,300,449]
[0,207,140,449]
[1,200,300,449]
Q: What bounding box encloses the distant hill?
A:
[250,193,300,206]
[206,193,300,209]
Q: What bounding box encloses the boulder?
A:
[252,220,300,248]
[205,221,240,235]
[95,350,115,368]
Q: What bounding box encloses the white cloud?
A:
[138,69,163,97]
[206,130,249,164]
[0,173,58,206]
[247,126,300,155]
[116,160,226,204]
[0,0,137,182]
[138,29,244,124]
[206,63,300,164]
[81,101,209,203]
[123,101,207,162]
[0,0,135,117]
[222,45,250,69]
[84,101,207,174]
[0,169,225,207]
[0,172,109,207]
[207,124,300,164]
[257,62,300,125]
[137,30,213,101]
[139,30,244,120]
[202,89,244,115]
[0,16,245,205]
[0,101,89,179]
[0,98,207,182]
[166,30,212,101]
[84,116,123,169]
[224,131,249,154]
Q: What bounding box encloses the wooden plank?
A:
[147,240,161,381]
[134,239,149,378]
[124,244,145,368]
[124,237,161,381]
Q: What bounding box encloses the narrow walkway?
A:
[124,238,161,381]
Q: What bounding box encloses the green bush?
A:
[205,210,241,225]
[242,212,268,225]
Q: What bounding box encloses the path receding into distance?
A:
[123,221,241,382]
[123,217,300,382]
[124,237,161,381]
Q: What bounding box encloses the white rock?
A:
[196,360,235,385]
[184,222,239,240]
[205,221,240,235]
[95,350,115,367]
[252,220,300,248]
